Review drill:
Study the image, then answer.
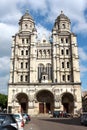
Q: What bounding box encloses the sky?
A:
[0,0,87,94]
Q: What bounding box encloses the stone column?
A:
[44,102,46,113]
[28,95,34,108]
[54,95,61,108]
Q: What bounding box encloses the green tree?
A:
[0,93,7,109]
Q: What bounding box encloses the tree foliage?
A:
[0,93,7,109]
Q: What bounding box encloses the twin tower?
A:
[7,11,82,116]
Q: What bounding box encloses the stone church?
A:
[7,11,82,116]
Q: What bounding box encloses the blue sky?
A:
[0,0,87,94]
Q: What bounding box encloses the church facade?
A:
[7,11,82,116]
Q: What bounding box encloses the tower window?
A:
[62,24,65,29]
[61,38,64,43]
[67,75,70,81]
[25,24,28,29]
[43,40,46,43]
[46,63,52,80]
[21,62,23,68]
[25,75,28,81]
[26,50,28,55]
[26,39,28,43]
[66,38,68,43]
[62,62,64,68]
[43,76,45,80]
[21,50,24,55]
[58,24,60,29]
[30,24,32,27]
[67,62,69,68]
[20,75,23,82]
[26,62,28,69]
[62,75,65,81]
[22,38,24,43]
[66,49,69,55]
[61,49,64,55]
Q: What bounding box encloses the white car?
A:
[13,113,24,130]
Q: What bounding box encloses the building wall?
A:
[8,11,82,116]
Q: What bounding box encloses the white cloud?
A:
[0,23,17,39]
[0,56,10,94]
[79,47,87,61]
[0,23,18,56]
[36,24,51,40]
[80,65,87,73]
[27,0,87,35]
[0,75,9,94]
[0,0,87,93]
[0,56,10,75]
[27,0,48,14]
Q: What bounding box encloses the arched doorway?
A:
[16,93,28,113]
[61,92,74,114]
[36,90,54,114]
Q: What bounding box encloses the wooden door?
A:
[39,103,44,113]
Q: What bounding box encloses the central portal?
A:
[39,102,51,113]
[36,90,54,114]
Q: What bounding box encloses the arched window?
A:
[62,75,65,81]
[21,50,24,55]
[39,50,42,57]
[25,24,28,29]
[62,24,65,29]
[26,39,28,43]
[66,49,69,55]
[43,50,46,57]
[47,50,50,57]
[38,64,44,82]
[25,75,28,82]
[67,62,69,68]
[61,49,64,55]
[46,63,52,80]
[62,62,64,68]
[26,50,28,55]
[21,62,23,68]
[67,75,70,81]
[61,38,64,43]
[26,62,28,68]
[22,38,24,44]
[20,75,23,82]
[66,38,68,43]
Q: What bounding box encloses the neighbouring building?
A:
[7,11,82,116]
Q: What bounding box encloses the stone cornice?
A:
[8,82,81,86]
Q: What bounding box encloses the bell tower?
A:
[19,10,35,33]
[52,11,81,83]
[53,11,71,33]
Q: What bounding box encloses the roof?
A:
[56,11,70,22]
[20,10,34,21]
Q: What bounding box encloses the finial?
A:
[26,9,29,14]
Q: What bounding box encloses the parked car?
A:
[0,125,18,130]
[0,113,18,130]
[53,111,61,117]
[13,113,24,130]
[22,113,31,123]
[53,111,70,118]
[80,112,87,125]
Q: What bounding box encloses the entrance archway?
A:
[36,90,54,114]
[16,93,28,113]
[61,92,74,113]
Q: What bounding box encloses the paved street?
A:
[24,116,87,130]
